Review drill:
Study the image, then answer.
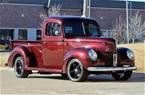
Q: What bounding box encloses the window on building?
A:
[18,29,27,40]
[46,23,61,36]
[0,29,14,40]
[0,29,14,50]
[36,30,41,40]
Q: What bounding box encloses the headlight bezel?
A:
[88,49,98,61]
[127,49,134,60]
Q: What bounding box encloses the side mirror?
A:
[54,30,60,36]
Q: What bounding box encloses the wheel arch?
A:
[117,47,135,66]
[8,46,31,68]
[12,54,21,67]
[62,48,91,74]
[117,47,134,59]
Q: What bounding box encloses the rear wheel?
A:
[14,56,29,78]
[112,71,132,81]
[67,59,88,82]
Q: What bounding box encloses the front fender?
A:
[62,48,91,73]
[117,47,135,66]
[7,46,31,68]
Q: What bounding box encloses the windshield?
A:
[63,20,101,38]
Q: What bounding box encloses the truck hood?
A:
[64,37,116,52]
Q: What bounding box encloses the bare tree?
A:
[129,12,145,43]
[40,4,61,21]
[39,4,61,28]
[48,4,61,17]
[112,16,126,44]
[112,11,145,43]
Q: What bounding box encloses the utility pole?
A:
[88,0,91,18]
[83,0,89,17]
[126,0,129,43]
[47,0,51,8]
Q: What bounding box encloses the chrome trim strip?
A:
[87,67,137,72]
[113,54,117,67]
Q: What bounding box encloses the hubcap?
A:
[116,71,125,78]
[68,61,83,80]
[15,57,23,76]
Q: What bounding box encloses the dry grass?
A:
[118,43,145,72]
[0,52,10,67]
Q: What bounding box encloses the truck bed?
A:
[11,40,42,49]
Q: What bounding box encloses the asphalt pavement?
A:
[0,67,145,95]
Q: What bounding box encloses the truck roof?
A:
[49,16,95,21]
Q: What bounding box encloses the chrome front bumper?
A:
[87,67,137,72]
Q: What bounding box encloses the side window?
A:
[36,30,41,40]
[46,23,61,36]
[64,23,84,37]
[18,29,27,40]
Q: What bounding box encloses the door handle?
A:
[43,42,47,44]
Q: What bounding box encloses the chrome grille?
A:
[113,54,117,67]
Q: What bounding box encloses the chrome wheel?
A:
[14,56,29,78]
[67,59,88,82]
[69,61,82,79]
[15,58,23,75]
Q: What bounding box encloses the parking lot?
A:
[0,67,145,95]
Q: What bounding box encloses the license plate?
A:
[113,54,117,67]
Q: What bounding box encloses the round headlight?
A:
[88,49,97,61]
[127,49,134,60]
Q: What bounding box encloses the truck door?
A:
[42,22,64,69]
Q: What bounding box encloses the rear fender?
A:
[8,46,31,68]
[62,48,91,73]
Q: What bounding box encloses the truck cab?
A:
[8,16,136,82]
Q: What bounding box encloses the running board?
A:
[26,67,62,73]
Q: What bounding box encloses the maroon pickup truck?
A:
[7,16,136,82]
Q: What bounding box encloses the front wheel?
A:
[67,59,88,82]
[14,56,29,78]
[112,71,132,81]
